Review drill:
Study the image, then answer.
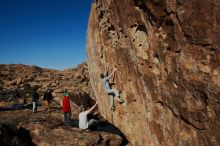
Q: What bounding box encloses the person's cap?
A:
[63,90,68,96]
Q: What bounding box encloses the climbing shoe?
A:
[119,99,125,104]
[111,106,115,111]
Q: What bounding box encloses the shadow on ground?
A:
[0,124,36,146]
[69,118,129,145]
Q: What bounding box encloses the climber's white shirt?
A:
[79,110,90,129]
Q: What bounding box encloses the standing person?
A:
[79,102,98,130]
[100,66,124,111]
[32,87,39,113]
[62,90,71,125]
[43,88,53,111]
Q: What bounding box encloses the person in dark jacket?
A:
[32,88,39,113]
[43,88,53,111]
[62,90,71,125]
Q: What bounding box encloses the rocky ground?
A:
[0,99,124,146]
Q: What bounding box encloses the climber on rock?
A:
[100,66,124,111]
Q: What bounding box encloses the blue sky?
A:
[0,0,93,70]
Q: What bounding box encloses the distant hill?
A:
[0,63,94,107]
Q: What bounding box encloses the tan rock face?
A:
[86,0,220,145]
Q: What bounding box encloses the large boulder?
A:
[86,0,220,145]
